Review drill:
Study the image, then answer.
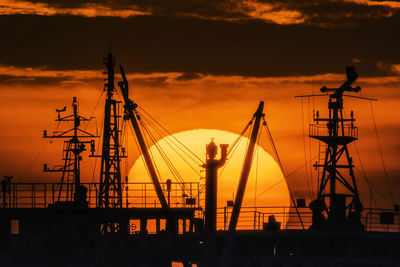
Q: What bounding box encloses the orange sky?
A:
[0,0,399,211]
[1,66,399,209]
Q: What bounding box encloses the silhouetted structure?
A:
[0,58,399,267]
[204,140,228,233]
[309,66,363,230]
[43,97,96,206]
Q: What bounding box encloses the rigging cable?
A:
[244,154,319,206]
[307,97,314,199]
[138,105,205,165]
[19,140,50,182]
[196,119,252,197]
[301,98,313,200]
[139,113,202,177]
[263,117,305,230]
[137,113,189,192]
[254,128,262,208]
[369,101,395,205]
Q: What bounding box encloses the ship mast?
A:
[95,50,126,233]
[43,97,96,205]
[309,66,363,229]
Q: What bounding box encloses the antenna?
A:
[308,66,365,230]
[43,97,98,206]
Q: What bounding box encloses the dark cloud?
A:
[176,73,203,81]
[262,0,397,27]
[132,76,168,87]
[0,12,398,77]
[0,74,69,87]
[20,0,400,25]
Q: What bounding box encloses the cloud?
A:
[3,0,398,27]
[0,13,399,77]
[176,73,203,81]
[0,0,149,17]
[1,64,399,89]
[346,0,400,9]
[232,1,307,24]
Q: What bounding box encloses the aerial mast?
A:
[309,66,363,230]
[43,97,96,206]
[95,49,126,232]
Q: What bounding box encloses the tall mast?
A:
[97,50,124,212]
[309,66,363,229]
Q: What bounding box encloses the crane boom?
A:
[228,101,264,231]
[221,101,264,267]
[118,66,169,210]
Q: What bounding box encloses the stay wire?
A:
[135,113,164,184]
[254,128,262,208]
[196,117,254,197]
[127,122,152,185]
[84,89,105,131]
[138,105,205,165]
[228,119,253,156]
[19,140,50,182]
[218,125,249,180]
[301,98,313,199]
[139,113,202,176]
[307,97,314,199]
[244,154,319,206]
[369,101,395,205]
[263,117,305,230]
[138,115,189,192]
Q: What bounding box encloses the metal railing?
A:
[217,206,312,231]
[1,181,201,209]
[217,206,400,232]
[2,183,399,233]
[309,124,358,139]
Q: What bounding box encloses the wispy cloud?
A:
[0,0,149,17]
[1,64,399,90]
[346,0,400,9]
[234,1,306,24]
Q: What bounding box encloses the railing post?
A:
[253,210,257,230]
[44,184,47,208]
[32,184,35,208]
[51,183,54,204]
[224,206,227,230]
[283,207,286,229]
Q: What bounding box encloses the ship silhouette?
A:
[0,52,399,267]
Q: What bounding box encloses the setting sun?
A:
[129,128,291,227]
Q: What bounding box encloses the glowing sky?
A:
[0,0,399,210]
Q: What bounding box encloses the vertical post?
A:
[253,211,256,230]
[32,184,34,208]
[52,184,55,204]
[44,184,47,207]
[204,142,228,233]
[224,206,227,230]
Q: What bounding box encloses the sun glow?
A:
[129,129,290,213]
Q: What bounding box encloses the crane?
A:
[117,66,169,211]
[221,101,264,267]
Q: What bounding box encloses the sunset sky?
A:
[0,0,399,210]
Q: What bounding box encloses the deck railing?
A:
[2,182,399,233]
[309,124,358,139]
[1,181,201,209]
